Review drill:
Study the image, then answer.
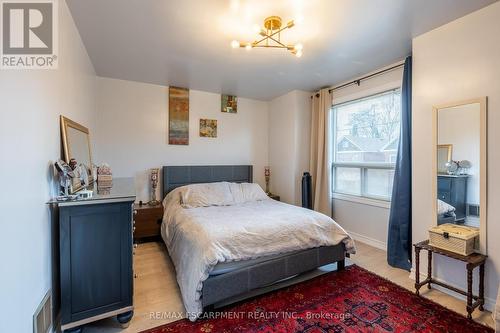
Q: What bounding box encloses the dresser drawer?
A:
[134,216,161,238]
[133,204,163,240]
[438,191,451,203]
[437,178,452,192]
[59,201,134,326]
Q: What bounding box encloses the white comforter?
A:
[437,199,456,215]
[161,191,355,321]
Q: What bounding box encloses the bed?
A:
[161,165,355,321]
[437,199,457,225]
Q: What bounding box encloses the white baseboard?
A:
[409,268,496,312]
[347,230,387,251]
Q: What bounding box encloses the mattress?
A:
[210,250,301,276]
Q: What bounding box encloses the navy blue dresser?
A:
[49,178,136,332]
[437,175,469,221]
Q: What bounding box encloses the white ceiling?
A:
[67,0,496,100]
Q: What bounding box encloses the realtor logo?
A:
[1,0,58,69]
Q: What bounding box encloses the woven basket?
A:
[429,223,479,256]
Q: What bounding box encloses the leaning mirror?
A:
[434,98,487,254]
[437,144,452,174]
[60,116,94,193]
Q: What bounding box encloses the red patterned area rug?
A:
[141,265,492,333]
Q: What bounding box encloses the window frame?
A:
[331,88,401,204]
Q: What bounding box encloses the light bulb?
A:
[294,43,303,51]
[245,43,252,50]
[231,40,240,49]
[295,50,303,58]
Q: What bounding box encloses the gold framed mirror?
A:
[433,97,487,254]
[60,116,94,193]
[437,144,453,174]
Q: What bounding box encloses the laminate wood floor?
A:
[83,241,494,332]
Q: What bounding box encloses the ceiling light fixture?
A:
[231,16,303,57]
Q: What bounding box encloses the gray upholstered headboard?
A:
[162,165,253,198]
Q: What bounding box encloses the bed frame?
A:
[162,165,346,310]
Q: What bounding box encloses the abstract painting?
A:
[221,95,237,113]
[199,119,217,138]
[169,86,189,145]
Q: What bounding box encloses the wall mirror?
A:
[437,144,452,174]
[60,116,94,193]
[433,98,487,254]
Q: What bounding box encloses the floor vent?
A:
[34,291,52,333]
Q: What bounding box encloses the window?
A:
[332,89,401,201]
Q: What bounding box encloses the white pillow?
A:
[180,182,233,208]
[229,182,269,203]
[437,199,455,215]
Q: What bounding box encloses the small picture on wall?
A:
[169,86,189,145]
[221,95,237,113]
[200,119,217,138]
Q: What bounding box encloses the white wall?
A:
[0,1,96,332]
[94,77,269,202]
[268,90,311,205]
[438,104,480,204]
[331,66,403,249]
[293,91,313,205]
[413,1,500,310]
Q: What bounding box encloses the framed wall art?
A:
[221,95,237,113]
[199,119,217,138]
[169,86,189,145]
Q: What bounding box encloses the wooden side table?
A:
[414,240,487,319]
[133,203,163,242]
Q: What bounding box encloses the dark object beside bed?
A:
[438,213,456,225]
[162,165,346,310]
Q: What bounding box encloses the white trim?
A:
[333,192,391,209]
[347,230,387,251]
[409,268,496,312]
[331,88,402,203]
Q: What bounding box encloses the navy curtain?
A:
[387,56,412,271]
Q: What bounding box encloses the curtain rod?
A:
[328,63,404,94]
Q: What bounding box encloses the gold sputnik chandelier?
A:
[231,16,303,57]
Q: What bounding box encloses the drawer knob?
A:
[134,210,138,215]
[134,274,138,279]
[134,243,138,249]
[133,226,136,232]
